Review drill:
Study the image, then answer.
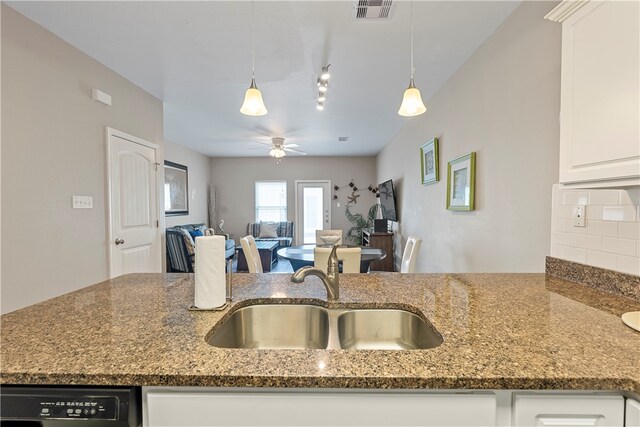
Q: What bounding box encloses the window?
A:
[255,181,287,222]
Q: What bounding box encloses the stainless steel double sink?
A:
[206,304,443,350]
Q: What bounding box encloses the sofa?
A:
[246,221,294,248]
[166,223,235,273]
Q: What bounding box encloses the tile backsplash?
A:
[551,184,640,276]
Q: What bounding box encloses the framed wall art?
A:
[446,152,476,211]
[164,160,189,216]
[420,137,439,185]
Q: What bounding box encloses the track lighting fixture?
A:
[320,65,331,81]
[316,64,331,110]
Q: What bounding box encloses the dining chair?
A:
[314,247,361,273]
[315,229,343,245]
[400,236,422,273]
[240,235,263,273]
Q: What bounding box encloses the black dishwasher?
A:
[0,386,140,426]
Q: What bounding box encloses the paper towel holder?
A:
[188,258,234,311]
[188,302,228,312]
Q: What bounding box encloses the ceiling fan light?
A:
[317,103,324,111]
[269,147,285,158]
[318,85,328,93]
[398,79,426,117]
[240,78,268,116]
[318,94,326,102]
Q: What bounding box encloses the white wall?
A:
[1,5,164,313]
[164,140,211,228]
[551,185,640,276]
[376,1,561,273]
[209,156,377,244]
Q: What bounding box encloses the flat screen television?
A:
[378,179,398,222]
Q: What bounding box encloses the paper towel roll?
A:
[194,235,226,309]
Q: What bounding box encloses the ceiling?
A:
[7,1,520,157]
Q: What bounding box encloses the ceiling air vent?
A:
[353,0,394,20]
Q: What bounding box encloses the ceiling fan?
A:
[250,137,307,158]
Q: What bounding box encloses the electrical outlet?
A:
[72,195,93,209]
[573,205,586,227]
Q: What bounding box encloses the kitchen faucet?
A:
[290,245,339,302]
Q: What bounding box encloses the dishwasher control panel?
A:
[2,395,118,419]
[0,386,139,426]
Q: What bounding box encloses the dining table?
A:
[277,244,386,273]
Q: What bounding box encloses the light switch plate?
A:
[72,195,93,209]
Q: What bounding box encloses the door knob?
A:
[115,238,125,245]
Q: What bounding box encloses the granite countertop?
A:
[1,272,639,392]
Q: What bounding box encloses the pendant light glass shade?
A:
[398,77,426,116]
[269,147,285,158]
[398,1,426,117]
[240,0,267,116]
[240,78,267,116]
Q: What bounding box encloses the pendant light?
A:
[240,0,267,116]
[398,1,426,117]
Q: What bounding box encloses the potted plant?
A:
[345,203,380,245]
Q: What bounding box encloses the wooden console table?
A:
[362,229,394,271]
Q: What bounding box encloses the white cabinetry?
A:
[513,394,624,426]
[546,0,640,187]
[627,399,640,427]
[144,390,496,426]
[143,389,633,427]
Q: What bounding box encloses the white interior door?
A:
[295,180,331,245]
[107,128,161,277]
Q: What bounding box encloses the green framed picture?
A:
[420,137,439,185]
[446,152,476,211]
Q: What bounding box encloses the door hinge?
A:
[154,162,160,171]
[156,220,159,227]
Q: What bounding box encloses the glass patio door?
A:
[295,180,331,245]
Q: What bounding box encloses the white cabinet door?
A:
[627,399,640,427]
[144,390,496,426]
[547,0,640,186]
[514,394,624,426]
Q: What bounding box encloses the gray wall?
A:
[164,139,212,228]
[210,156,377,244]
[377,1,561,273]
[1,5,164,313]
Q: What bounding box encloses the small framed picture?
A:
[420,137,439,185]
[446,152,476,211]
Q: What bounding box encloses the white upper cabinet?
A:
[546,0,640,187]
